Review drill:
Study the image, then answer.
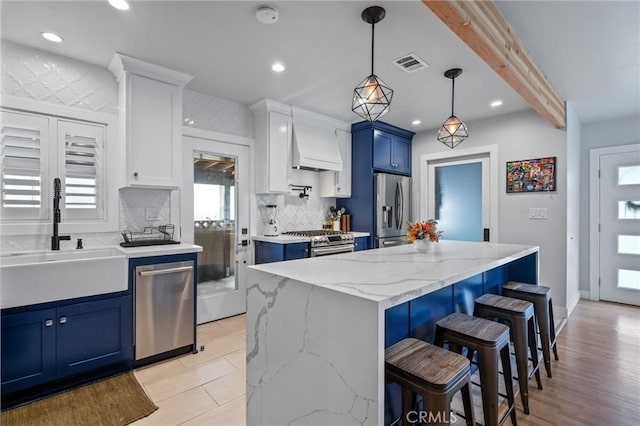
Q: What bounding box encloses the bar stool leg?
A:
[528,316,543,390]
[510,317,531,414]
[423,392,450,426]
[460,378,476,426]
[500,344,518,426]
[401,388,416,425]
[477,347,500,426]
[537,303,553,378]
[549,299,559,361]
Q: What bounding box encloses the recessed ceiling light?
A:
[490,100,503,107]
[41,32,63,43]
[271,63,285,72]
[412,120,421,126]
[109,0,130,11]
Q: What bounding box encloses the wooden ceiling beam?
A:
[423,0,566,128]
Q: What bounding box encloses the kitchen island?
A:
[246,240,538,425]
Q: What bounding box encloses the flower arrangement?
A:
[407,219,442,243]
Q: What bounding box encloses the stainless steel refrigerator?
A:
[375,173,411,248]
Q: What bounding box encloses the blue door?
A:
[432,161,484,242]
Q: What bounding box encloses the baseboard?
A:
[553,304,567,320]
[580,290,590,299]
[567,291,581,317]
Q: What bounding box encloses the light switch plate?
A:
[529,208,548,220]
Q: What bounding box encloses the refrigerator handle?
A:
[397,181,404,230]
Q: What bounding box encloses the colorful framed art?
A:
[506,157,556,193]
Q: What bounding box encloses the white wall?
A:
[565,103,581,315]
[412,109,569,311]
[579,115,640,295]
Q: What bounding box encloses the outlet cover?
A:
[145,208,160,220]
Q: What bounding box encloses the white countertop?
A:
[249,240,537,309]
[252,232,370,244]
[116,243,202,258]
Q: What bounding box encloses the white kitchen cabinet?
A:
[319,129,351,198]
[109,53,193,188]
[250,100,292,194]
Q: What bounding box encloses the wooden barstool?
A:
[502,282,559,378]
[474,294,543,415]
[386,338,475,426]
[435,313,517,426]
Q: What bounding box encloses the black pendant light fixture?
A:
[437,68,468,149]
[352,6,393,122]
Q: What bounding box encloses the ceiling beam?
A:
[423,0,566,128]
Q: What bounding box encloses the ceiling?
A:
[1,1,638,132]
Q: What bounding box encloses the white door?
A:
[182,136,250,323]
[427,156,490,242]
[599,149,640,306]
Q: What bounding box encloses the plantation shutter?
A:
[1,111,49,219]
[59,121,104,219]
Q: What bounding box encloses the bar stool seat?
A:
[474,294,543,415]
[386,338,475,426]
[435,313,517,426]
[503,282,559,378]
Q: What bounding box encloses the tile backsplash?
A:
[256,170,336,234]
[183,89,254,138]
[1,41,118,115]
[119,188,172,232]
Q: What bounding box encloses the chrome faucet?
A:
[51,178,71,250]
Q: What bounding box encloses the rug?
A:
[1,372,158,426]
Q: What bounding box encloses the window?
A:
[58,120,104,220]
[1,108,113,234]
[1,111,49,220]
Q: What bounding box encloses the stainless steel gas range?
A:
[282,230,355,257]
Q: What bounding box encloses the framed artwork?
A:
[506,157,556,193]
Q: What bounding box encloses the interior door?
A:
[427,156,489,242]
[599,150,640,306]
[182,136,250,324]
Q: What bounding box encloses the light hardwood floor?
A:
[132,300,639,426]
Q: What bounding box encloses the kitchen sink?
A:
[0,248,127,309]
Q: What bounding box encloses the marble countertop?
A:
[252,231,370,244]
[249,240,538,309]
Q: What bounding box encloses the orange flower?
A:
[406,220,442,243]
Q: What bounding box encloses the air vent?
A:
[392,53,429,73]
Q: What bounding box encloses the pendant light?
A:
[352,6,393,122]
[437,68,468,149]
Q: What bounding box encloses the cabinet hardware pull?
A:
[45,319,54,327]
[138,266,193,277]
[59,316,68,324]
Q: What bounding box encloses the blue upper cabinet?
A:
[337,121,414,245]
[372,128,412,175]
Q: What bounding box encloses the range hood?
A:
[292,117,343,172]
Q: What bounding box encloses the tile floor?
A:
[132,314,246,426]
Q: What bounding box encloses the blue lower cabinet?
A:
[354,237,369,251]
[1,309,57,394]
[57,296,132,377]
[255,241,309,264]
[284,242,309,260]
[1,294,132,396]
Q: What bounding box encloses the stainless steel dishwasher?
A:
[134,260,195,361]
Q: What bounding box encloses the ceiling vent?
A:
[392,53,429,73]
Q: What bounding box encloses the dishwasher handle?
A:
[138,266,193,277]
